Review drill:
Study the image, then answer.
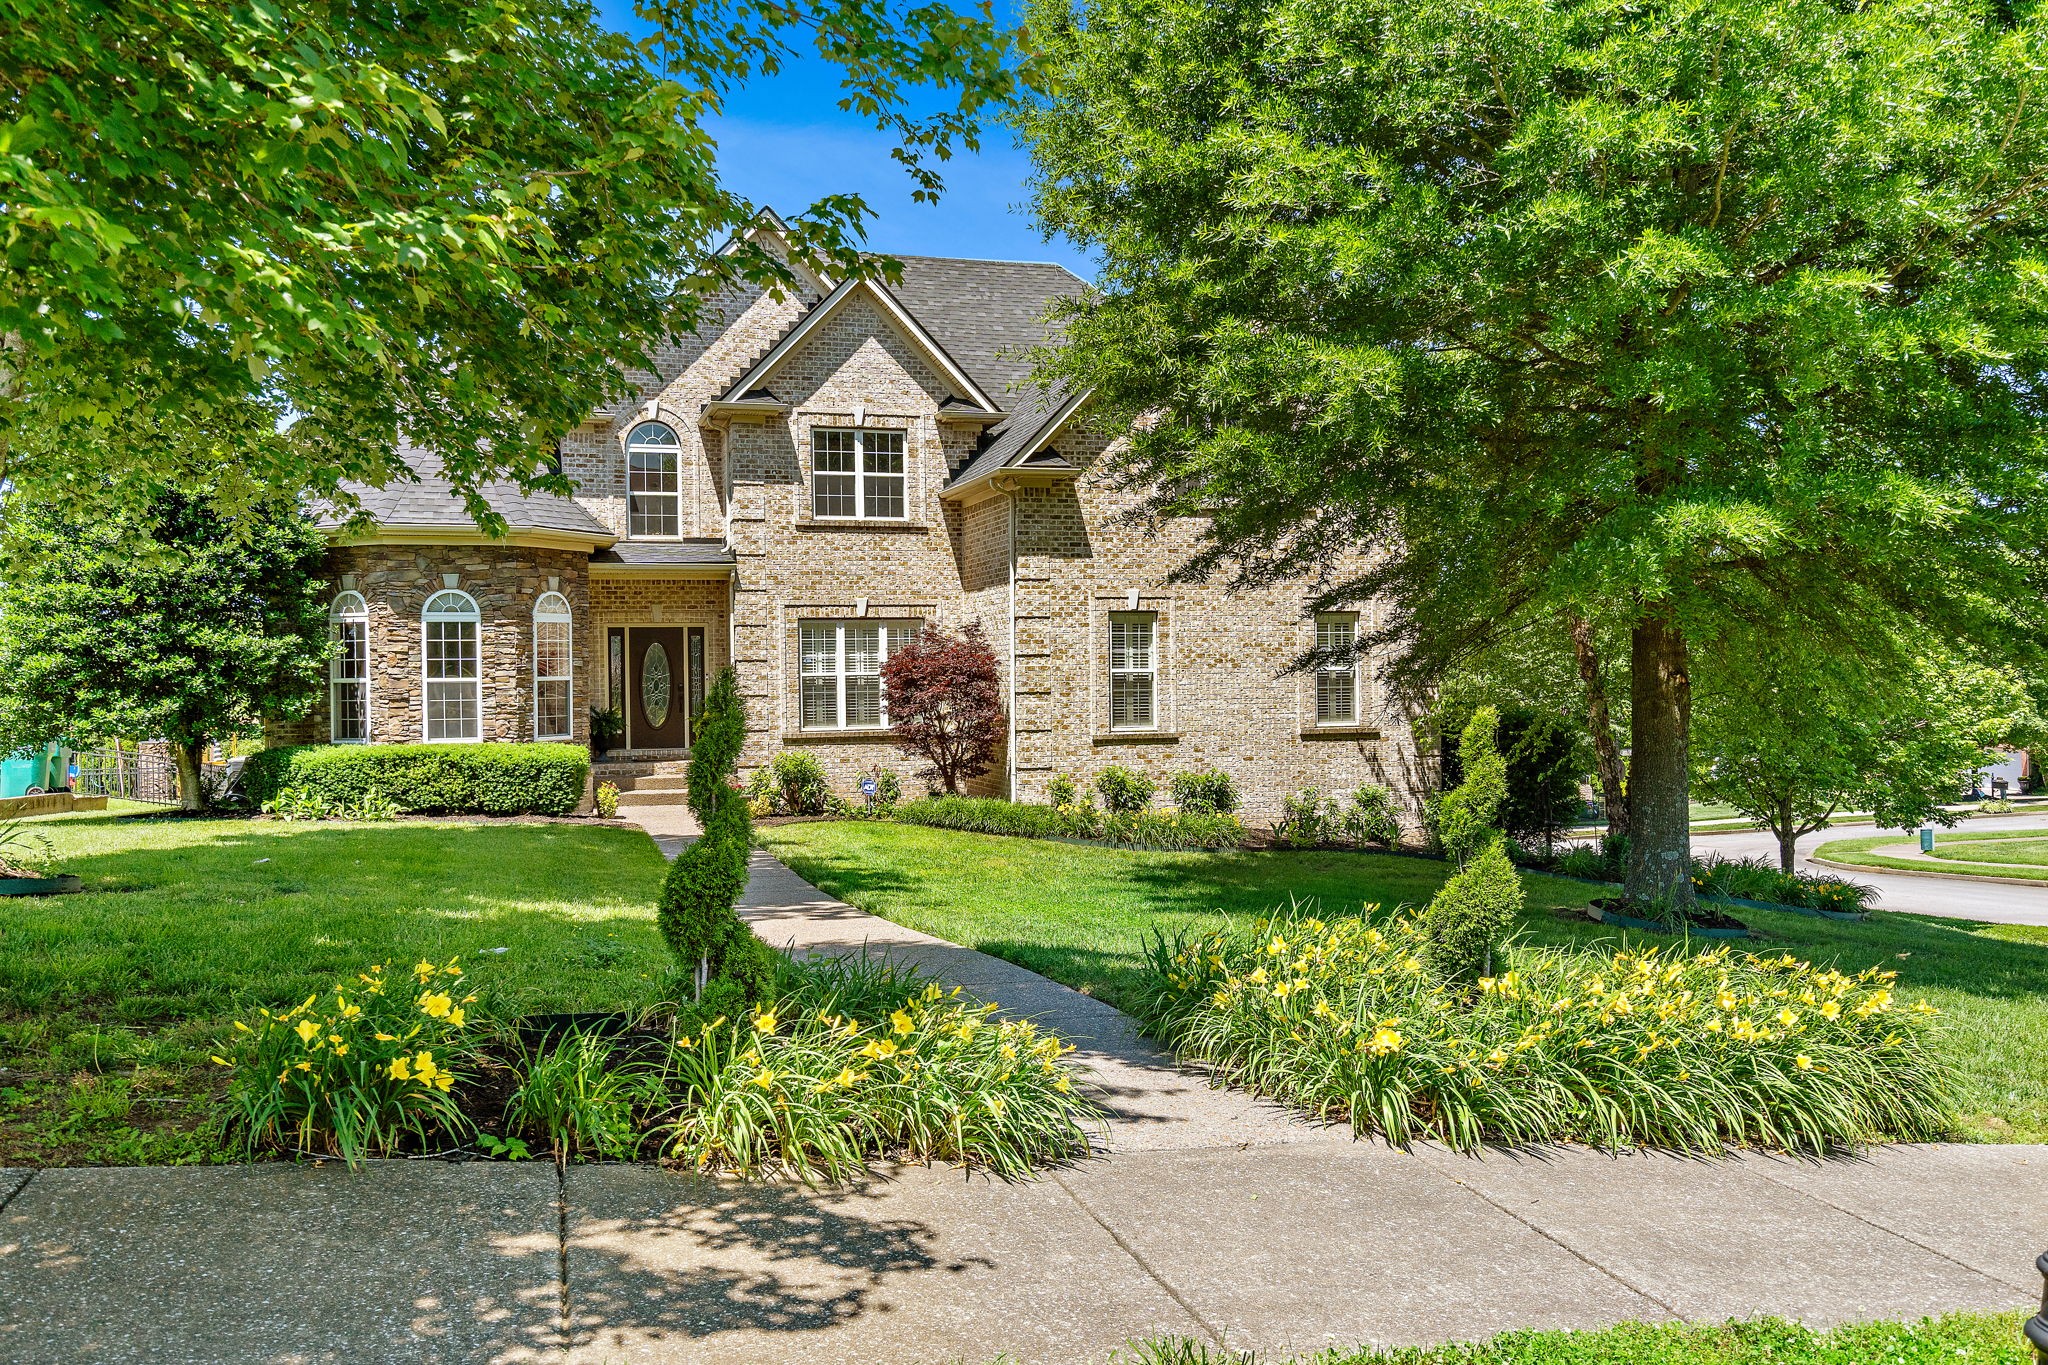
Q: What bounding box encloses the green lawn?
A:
[1817,829,2048,882]
[1123,1313,2030,1365]
[759,821,2048,1143]
[0,809,671,1165]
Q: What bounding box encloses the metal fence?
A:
[73,749,181,806]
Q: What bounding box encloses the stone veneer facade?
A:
[289,227,1425,824]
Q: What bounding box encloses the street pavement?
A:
[1691,813,2048,927]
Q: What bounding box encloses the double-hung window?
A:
[329,592,369,742]
[533,592,573,740]
[1108,613,1157,731]
[423,590,482,741]
[799,620,919,729]
[626,421,682,537]
[811,428,907,520]
[1315,612,1361,725]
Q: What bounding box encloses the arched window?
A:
[329,591,369,742]
[422,590,481,741]
[533,592,573,740]
[626,421,682,537]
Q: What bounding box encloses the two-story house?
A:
[272,214,1419,819]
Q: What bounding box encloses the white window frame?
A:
[329,591,370,743]
[810,428,908,521]
[798,620,920,730]
[1108,612,1158,732]
[1315,611,1361,726]
[533,592,573,741]
[626,421,683,539]
[422,589,482,743]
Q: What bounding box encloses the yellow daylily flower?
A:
[389,1056,412,1081]
[752,1009,778,1035]
[420,992,453,1019]
[295,1019,321,1045]
[890,1009,914,1036]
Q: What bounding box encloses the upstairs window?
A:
[811,428,907,520]
[627,421,682,537]
[1109,613,1157,731]
[534,592,573,740]
[423,590,481,741]
[329,591,369,742]
[799,620,920,728]
[1315,612,1360,725]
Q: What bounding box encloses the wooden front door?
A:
[628,627,690,750]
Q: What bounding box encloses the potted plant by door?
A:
[0,820,80,896]
[589,707,625,759]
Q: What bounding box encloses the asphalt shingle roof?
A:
[880,256,1086,401]
[948,382,1082,488]
[320,447,612,540]
[589,540,736,568]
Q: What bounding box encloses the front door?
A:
[628,627,690,750]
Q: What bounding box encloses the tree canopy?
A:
[1,0,1029,530]
[1020,0,2048,906]
[0,492,330,809]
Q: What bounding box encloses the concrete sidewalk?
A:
[2,852,2044,1364]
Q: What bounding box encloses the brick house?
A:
[272,215,1422,820]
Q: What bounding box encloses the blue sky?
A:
[595,3,1093,276]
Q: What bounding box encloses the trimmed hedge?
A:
[242,743,589,816]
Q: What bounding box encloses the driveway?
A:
[1692,814,2048,927]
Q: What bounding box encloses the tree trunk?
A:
[1776,798,1797,875]
[1566,613,1630,840]
[173,740,207,813]
[1623,609,1693,911]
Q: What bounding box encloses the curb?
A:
[1808,854,2048,890]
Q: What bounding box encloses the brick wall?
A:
[268,544,591,749]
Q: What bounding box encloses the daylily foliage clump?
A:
[667,975,1096,1181]
[1137,915,1953,1152]
[217,959,482,1166]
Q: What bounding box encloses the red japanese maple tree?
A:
[882,621,1005,795]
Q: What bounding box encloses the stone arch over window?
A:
[422,590,481,741]
[329,591,369,742]
[626,421,682,537]
[533,591,573,740]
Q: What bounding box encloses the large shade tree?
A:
[1,0,1029,532]
[1019,0,2048,908]
[0,492,330,810]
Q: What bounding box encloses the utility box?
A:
[1920,828,1936,854]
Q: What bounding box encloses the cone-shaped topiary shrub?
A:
[1420,707,1524,985]
[659,667,774,1000]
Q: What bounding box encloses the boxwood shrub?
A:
[243,743,589,816]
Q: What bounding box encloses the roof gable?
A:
[716,275,1000,412]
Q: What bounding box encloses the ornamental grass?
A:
[1135,913,1955,1153]
[217,958,485,1167]
[664,969,1100,1182]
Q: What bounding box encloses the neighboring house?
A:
[269,214,1421,819]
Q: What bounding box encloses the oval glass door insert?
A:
[640,643,672,729]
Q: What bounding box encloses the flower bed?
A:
[893,794,1246,851]
[1134,913,1953,1152]
[1548,840,1875,919]
[214,951,1098,1177]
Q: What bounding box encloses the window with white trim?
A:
[1109,613,1157,731]
[329,591,369,742]
[534,592,573,740]
[423,590,481,741]
[626,421,682,537]
[811,428,907,520]
[799,620,920,729]
[1315,612,1360,725]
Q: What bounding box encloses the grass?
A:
[1115,1312,2032,1364]
[0,808,671,1165]
[1816,829,2048,883]
[758,821,2048,1143]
